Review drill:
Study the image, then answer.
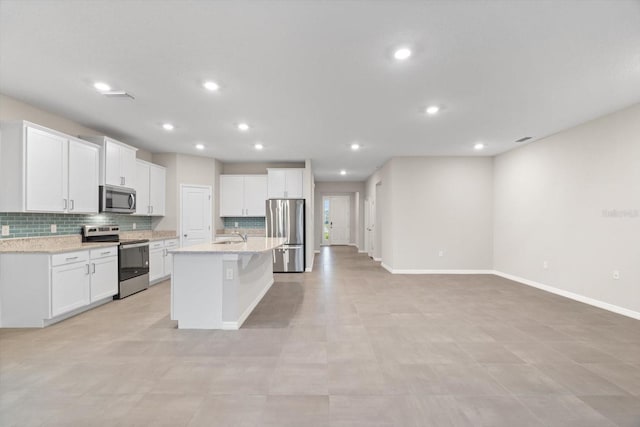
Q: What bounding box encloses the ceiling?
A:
[1,0,639,181]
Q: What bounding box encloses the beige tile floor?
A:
[1,246,639,426]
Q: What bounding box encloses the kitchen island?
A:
[169,237,286,329]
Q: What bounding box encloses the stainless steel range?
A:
[82,225,149,299]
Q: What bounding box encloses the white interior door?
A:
[322,196,350,245]
[180,185,212,247]
[367,198,375,257]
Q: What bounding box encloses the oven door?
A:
[118,243,149,282]
[100,185,136,213]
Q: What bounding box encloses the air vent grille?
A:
[102,91,135,100]
[515,136,532,143]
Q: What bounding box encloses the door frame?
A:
[179,184,213,247]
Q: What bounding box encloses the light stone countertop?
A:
[169,237,286,254]
[0,230,179,254]
[0,235,118,254]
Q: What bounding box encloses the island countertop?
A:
[169,237,286,254]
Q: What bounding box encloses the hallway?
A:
[1,246,639,426]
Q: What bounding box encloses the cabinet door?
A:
[267,170,286,199]
[68,140,99,213]
[25,127,68,212]
[135,161,150,215]
[285,169,304,198]
[149,165,166,216]
[220,175,245,216]
[90,256,118,302]
[104,140,121,186]
[149,249,165,282]
[51,262,90,317]
[243,175,268,216]
[120,146,137,189]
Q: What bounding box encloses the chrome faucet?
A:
[233,231,248,242]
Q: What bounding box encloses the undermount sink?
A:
[213,240,240,245]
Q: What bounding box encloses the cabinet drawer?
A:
[52,250,89,266]
[150,241,164,251]
[90,246,118,259]
[164,239,179,248]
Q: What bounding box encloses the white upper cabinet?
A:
[219,175,267,217]
[149,164,166,216]
[68,139,99,213]
[25,127,68,212]
[135,160,166,216]
[0,122,99,213]
[243,176,268,216]
[267,168,304,199]
[80,136,138,188]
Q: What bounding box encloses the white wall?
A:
[314,181,366,251]
[494,103,640,315]
[304,160,315,271]
[385,157,494,272]
[0,93,153,161]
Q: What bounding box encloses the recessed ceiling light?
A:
[340,170,347,176]
[254,143,263,150]
[195,144,205,150]
[393,47,412,60]
[474,143,485,150]
[94,82,111,92]
[426,105,440,115]
[162,123,174,131]
[238,122,250,132]
[351,143,360,151]
[203,81,219,91]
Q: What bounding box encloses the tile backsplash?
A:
[222,217,266,229]
[0,213,152,239]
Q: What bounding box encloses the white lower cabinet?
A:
[90,255,119,302]
[0,246,118,327]
[51,262,91,317]
[149,238,180,284]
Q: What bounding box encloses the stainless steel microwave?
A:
[99,185,136,214]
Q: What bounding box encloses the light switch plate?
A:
[50,224,57,233]
[132,223,137,230]
[226,268,234,280]
[1,225,9,236]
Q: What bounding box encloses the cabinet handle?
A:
[121,176,125,186]
[70,199,75,211]
[92,263,96,274]
[101,251,111,255]
[65,256,78,261]
[63,199,68,210]
[86,264,90,275]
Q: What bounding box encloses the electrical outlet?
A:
[235,222,239,228]
[50,224,57,233]
[1,225,9,236]
[438,250,444,257]
[543,261,548,270]
[612,270,620,280]
[226,268,234,280]
[132,223,137,230]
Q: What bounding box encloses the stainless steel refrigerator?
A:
[266,199,305,272]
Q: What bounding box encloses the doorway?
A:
[179,184,212,247]
[322,195,350,245]
[365,197,375,258]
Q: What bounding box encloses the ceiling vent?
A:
[102,91,135,100]
[515,136,532,143]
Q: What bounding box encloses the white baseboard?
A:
[305,266,313,272]
[494,271,640,320]
[358,250,368,254]
[314,250,320,254]
[373,257,382,262]
[222,278,274,330]
[381,262,392,273]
